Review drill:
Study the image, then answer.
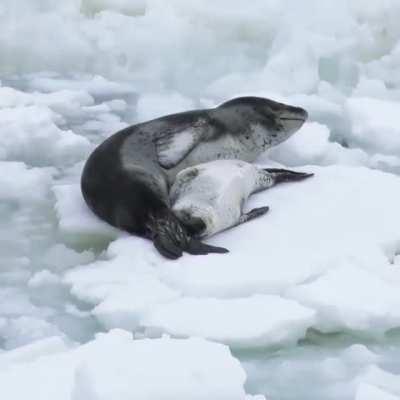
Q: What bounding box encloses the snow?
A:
[41,244,95,272]
[63,165,400,351]
[136,92,195,122]
[355,366,400,397]
[287,265,400,335]
[1,0,400,399]
[242,343,400,400]
[0,330,249,400]
[0,316,66,350]
[355,384,399,400]
[346,97,400,156]
[28,270,62,288]
[54,183,120,240]
[72,333,246,400]
[0,105,91,167]
[0,336,68,367]
[142,295,315,348]
[266,122,369,167]
[0,87,94,111]
[0,161,55,204]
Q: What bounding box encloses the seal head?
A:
[214,96,308,151]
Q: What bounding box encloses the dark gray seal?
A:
[81,96,308,259]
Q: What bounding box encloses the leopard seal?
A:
[171,160,313,242]
[81,96,308,259]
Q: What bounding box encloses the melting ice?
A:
[1,1,400,399]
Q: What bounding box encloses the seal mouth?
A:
[280,117,307,122]
[278,107,308,135]
[280,107,308,122]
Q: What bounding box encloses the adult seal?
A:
[81,96,308,259]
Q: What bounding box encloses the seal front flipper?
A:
[155,120,210,169]
[237,206,270,226]
[153,234,183,260]
[146,209,188,259]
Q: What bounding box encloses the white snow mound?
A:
[287,264,400,334]
[54,184,120,239]
[0,106,91,167]
[355,383,399,400]
[0,330,255,400]
[142,295,315,348]
[346,97,400,156]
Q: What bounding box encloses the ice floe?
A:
[0,330,255,400]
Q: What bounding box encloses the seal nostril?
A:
[291,107,308,120]
[280,106,308,121]
[300,108,308,120]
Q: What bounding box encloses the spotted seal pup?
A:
[171,160,313,242]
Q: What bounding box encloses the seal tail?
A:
[147,209,228,259]
[263,168,314,184]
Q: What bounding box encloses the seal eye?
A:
[179,210,191,222]
[188,218,206,236]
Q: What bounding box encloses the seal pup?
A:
[81,96,308,259]
[171,160,313,239]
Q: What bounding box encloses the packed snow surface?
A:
[1,1,400,399]
[0,330,250,400]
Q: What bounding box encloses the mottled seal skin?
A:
[171,160,313,241]
[81,96,308,259]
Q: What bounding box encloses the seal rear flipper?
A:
[186,239,229,255]
[155,123,208,169]
[263,168,314,184]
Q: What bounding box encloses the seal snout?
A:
[294,106,308,121]
[279,105,308,133]
[280,106,308,122]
